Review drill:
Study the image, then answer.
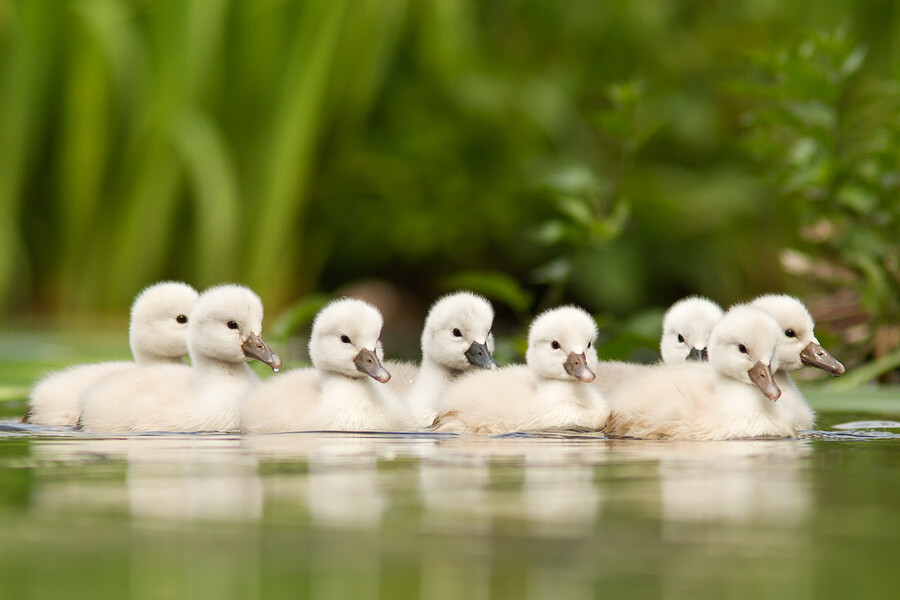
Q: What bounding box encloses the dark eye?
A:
[551,341,561,350]
[452,328,462,337]
[341,335,351,344]
[587,341,592,349]
[785,329,796,338]
[738,344,748,354]
[227,321,239,330]
[677,334,685,344]
[176,314,188,324]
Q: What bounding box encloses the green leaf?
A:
[555,195,594,227]
[829,347,900,391]
[836,184,877,215]
[589,200,630,242]
[839,45,867,78]
[787,100,835,130]
[530,219,568,246]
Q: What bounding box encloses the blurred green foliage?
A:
[738,25,900,379]
[1,1,899,372]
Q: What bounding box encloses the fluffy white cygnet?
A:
[79,284,281,432]
[750,294,845,431]
[660,296,724,363]
[594,296,723,397]
[433,306,609,435]
[240,298,410,433]
[387,291,498,428]
[25,281,199,426]
[605,305,796,440]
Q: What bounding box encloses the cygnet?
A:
[595,296,723,396]
[240,298,410,433]
[660,296,724,363]
[387,291,498,428]
[750,294,845,431]
[433,306,608,435]
[25,281,199,426]
[79,284,280,432]
[604,305,795,440]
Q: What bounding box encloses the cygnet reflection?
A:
[613,439,812,526]
[28,435,264,522]
[418,437,609,534]
[244,433,398,530]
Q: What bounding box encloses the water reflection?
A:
[5,426,881,599]
[604,440,816,600]
[29,435,264,522]
[610,440,813,525]
[22,432,816,530]
[416,437,608,535]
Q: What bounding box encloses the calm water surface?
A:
[2,419,900,599]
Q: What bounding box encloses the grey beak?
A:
[687,347,709,362]
[800,342,845,376]
[354,347,391,383]
[242,333,282,371]
[465,340,499,370]
[748,361,781,401]
[563,351,596,383]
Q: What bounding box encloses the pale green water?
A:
[2,421,900,599]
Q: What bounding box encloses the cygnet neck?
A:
[133,349,184,365]
[712,371,775,410]
[420,356,462,385]
[192,354,257,380]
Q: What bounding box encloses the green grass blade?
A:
[0,1,57,310]
[172,108,239,286]
[57,24,110,305]
[246,0,348,303]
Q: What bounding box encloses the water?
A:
[3,419,900,599]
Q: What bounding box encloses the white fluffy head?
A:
[749,294,817,372]
[421,291,496,372]
[660,296,724,364]
[187,284,266,365]
[709,305,781,386]
[525,306,599,381]
[129,281,200,363]
[308,298,386,378]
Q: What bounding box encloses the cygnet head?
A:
[129,281,200,363]
[750,294,845,376]
[660,296,724,364]
[187,284,281,370]
[308,298,391,383]
[708,305,782,401]
[421,291,498,373]
[525,306,598,383]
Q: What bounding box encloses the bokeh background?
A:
[1,0,899,381]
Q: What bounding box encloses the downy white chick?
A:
[604,305,795,440]
[660,296,724,363]
[26,281,199,426]
[433,306,609,435]
[595,296,723,396]
[750,294,845,431]
[79,284,281,432]
[387,291,498,428]
[240,298,410,433]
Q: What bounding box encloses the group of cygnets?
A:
[24,281,846,440]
